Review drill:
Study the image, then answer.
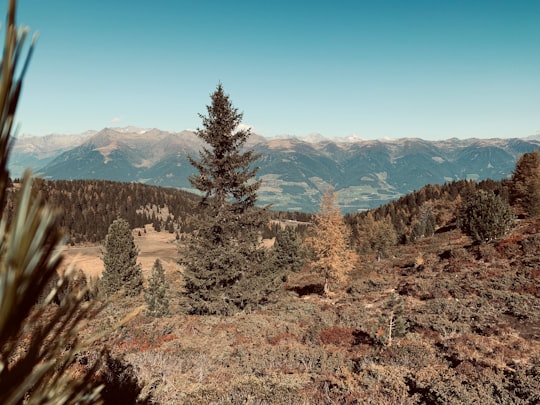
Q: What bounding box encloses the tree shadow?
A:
[288,283,325,297]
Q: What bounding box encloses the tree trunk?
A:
[387,311,394,347]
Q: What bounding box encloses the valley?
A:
[12,127,540,212]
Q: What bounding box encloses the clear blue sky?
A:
[7,0,540,139]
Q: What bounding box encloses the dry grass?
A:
[59,218,540,403]
[62,225,181,278]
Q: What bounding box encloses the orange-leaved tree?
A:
[304,188,356,295]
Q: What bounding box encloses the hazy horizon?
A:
[16,124,540,143]
[9,1,540,140]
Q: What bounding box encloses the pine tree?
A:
[102,217,143,297]
[304,189,355,294]
[183,84,271,315]
[145,259,170,317]
[355,212,397,261]
[273,225,306,273]
[410,204,436,242]
[510,150,540,216]
[376,293,408,347]
[153,218,161,232]
[458,189,515,243]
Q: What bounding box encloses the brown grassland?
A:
[63,217,540,404]
[64,225,181,279]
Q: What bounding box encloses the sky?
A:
[6,0,540,140]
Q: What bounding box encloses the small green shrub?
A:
[458,190,515,243]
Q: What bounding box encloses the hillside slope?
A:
[78,216,540,404]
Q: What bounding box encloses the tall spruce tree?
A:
[102,218,143,297]
[183,84,271,315]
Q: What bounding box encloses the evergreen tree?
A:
[355,212,397,261]
[410,204,436,242]
[273,226,306,273]
[102,218,143,297]
[376,293,408,347]
[510,150,540,216]
[304,189,355,294]
[145,259,170,317]
[458,189,515,243]
[183,84,271,315]
[188,84,262,217]
[153,218,161,232]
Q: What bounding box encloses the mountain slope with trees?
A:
[11,127,540,212]
[6,177,309,245]
[70,154,540,404]
[19,179,201,243]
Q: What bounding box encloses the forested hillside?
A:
[346,178,508,245]
[23,179,201,243]
[7,178,312,244]
[0,174,497,247]
[7,174,508,249]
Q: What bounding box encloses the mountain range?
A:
[10,127,540,212]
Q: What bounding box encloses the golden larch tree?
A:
[305,188,355,295]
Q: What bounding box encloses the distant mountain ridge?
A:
[10,127,540,212]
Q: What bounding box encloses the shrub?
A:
[458,189,515,243]
[97,351,151,405]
